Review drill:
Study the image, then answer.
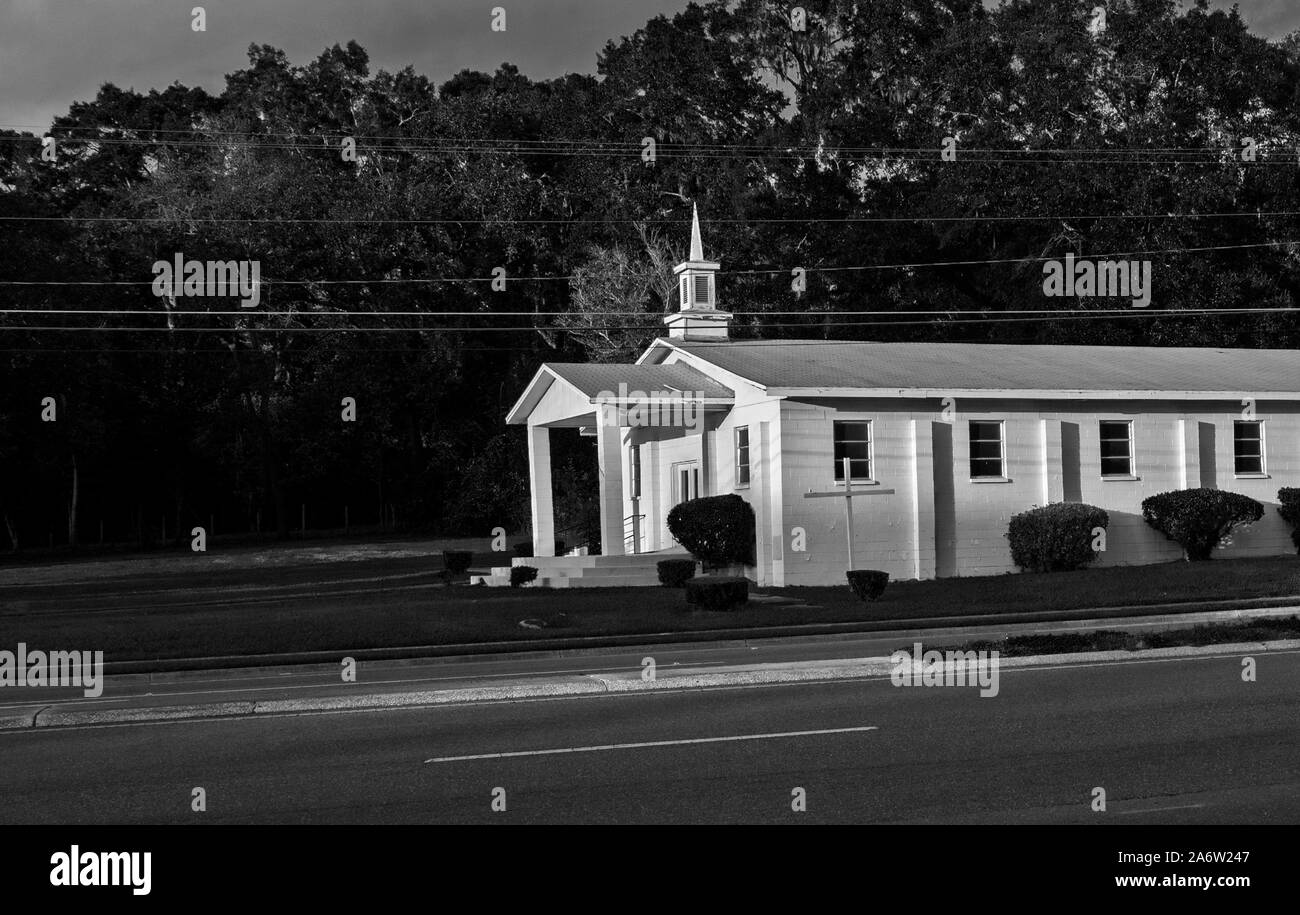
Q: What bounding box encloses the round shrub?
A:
[1278,488,1300,553]
[846,569,889,601]
[510,565,539,588]
[666,494,756,567]
[657,558,697,588]
[1007,502,1109,572]
[683,575,749,610]
[1141,489,1264,561]
[442,550,473,575]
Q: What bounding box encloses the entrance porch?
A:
[503,362,734,572]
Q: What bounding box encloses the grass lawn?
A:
[778,555,1300,620]
[940,615,1300,657]
[3,554,1298,666]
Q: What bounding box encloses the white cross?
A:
[802,457,895,571]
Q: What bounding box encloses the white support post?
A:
[596,405,625,556]
[528,423,555,557]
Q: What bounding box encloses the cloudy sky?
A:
[1,0,1295,133]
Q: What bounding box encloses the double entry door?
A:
[667,460,701,547]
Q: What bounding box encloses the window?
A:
[734,426,750,488]
[630,445,641,499]
[833,420,872,481]
[969,421,1005,479]
[1234,421,1265,474]
[1099,421,1133,476]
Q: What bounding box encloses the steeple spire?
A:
[689,202,704,261]
[665,204,731,341]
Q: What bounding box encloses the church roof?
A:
[505,360,734,425]
[664,339,1300,398]
[545,362,734,399]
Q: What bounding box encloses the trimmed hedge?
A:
[1007,503,1109,572]
[846,569,889,602]
[510,565,539,588]
[684,575,749,610]
[1279,488,1300,553]
[657,558,697,588]
[1141,489,1264,561]
[442,550,473,575]
[666,494,756,567]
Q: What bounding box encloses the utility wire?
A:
[4,210,1300,226]
[0,240,1289,287]
[3,308,1293,333]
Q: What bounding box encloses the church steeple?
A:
[689,202,705,261]
[665,204,731,341]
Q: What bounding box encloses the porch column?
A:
[528,423,555,557]
[696,428,710,496]
[647,440,662,551]
[596,405,626,555]
[761,419,785,587]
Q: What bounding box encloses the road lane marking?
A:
[423,725,878,763]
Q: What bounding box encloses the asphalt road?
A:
[2,649,1296,824]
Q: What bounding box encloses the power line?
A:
[3,308,1293,333]
[0,240,1289,287]
[0,306,1292,318]
[4,133,1299,165]
[5,129,1296,155]
[4,209,1300,226]
[2,124,1287,151]
[5,123,1297,155]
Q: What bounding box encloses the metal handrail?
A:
[623,513,646,554]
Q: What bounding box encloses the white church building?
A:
[503,211,1300,587]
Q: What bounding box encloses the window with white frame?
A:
[833,420,872,481]
[734,426,750,488]
[1234,420,1265,474]
[629,445,641,498]
[1099,420,1133,477]
[969,420,1005,479]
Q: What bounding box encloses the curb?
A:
[9,639,1298,731]
[95,596,1300,675]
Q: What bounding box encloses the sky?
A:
[1,0,1296,134]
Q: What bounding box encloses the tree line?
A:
[2,0,1299,555]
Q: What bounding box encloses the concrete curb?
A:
[8,639,1298,731]
[95,597,1300,675]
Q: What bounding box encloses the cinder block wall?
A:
[778,397,1299,585]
